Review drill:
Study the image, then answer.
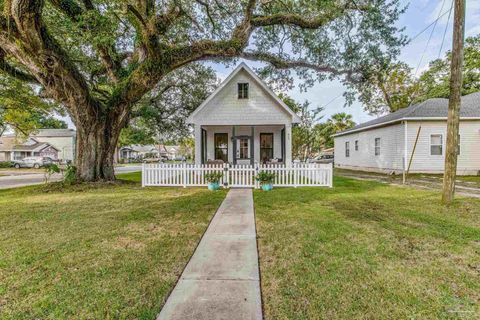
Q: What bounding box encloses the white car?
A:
[12,157,54,169]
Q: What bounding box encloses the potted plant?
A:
[256,171,276,191]
[205,172,223,190]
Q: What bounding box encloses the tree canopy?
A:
[0,0,406,180]
[0,75,65,136]
[360,34,480,115]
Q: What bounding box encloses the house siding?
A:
[191,69,291,125]
[334,123,405,173]
[406,120,480,175]
[334,120,480,175]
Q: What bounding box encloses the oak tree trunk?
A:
[442,0,465,204]
[74,112,125,182]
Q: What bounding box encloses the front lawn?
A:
[0,173,226,319]
[254,177,480,319]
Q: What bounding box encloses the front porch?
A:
[194,125,292,166]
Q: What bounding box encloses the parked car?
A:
[309,154,334,164]
[12,157,54,169]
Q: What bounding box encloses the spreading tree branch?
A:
[240,51,358,78]
[0,49,39,83]
[49,0,122,82]
[4,0,101,123]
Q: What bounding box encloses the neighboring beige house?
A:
[0,136,59,161]
[187,63,301,166]
[30,129,77,161]
[333,92,480,175]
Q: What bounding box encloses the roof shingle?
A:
[335,92,480,136]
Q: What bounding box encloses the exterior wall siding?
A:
[191,69,291,125]
[406,120,480,175]
[334,120,480,175]
[334,123,405,173]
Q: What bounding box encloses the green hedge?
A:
[0,161,13,168]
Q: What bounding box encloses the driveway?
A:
[0,166,143,189]
[336,169,480,198]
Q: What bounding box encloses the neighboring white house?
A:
[187,63,301,166]
[333,92,480,175]
[164,145,180,160]
[31,129,77,161]
[118,145,161,160]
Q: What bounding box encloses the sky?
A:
[60,0,480,129]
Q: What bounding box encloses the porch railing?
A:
[142,163,333,188]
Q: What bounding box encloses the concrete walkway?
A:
[157,189,262,320]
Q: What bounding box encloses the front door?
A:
[236,138,250,162]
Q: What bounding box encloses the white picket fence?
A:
[142,163,333,188]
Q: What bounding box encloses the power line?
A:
[409,8,452,43]
[438,0,454,59]
[321,93,343,109]
[414,0,448,77]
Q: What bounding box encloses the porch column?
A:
[285,124,292,167]
[232,126,236,165]
[194,124,202,165]
[250,126,254,165]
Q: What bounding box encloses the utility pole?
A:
[442,0,465,204]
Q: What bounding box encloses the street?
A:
[0,166,142,190]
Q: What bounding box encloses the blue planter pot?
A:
[261,184,273,191]
[208,182,221,190]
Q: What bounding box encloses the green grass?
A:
[0,172,226,319]
[254,177,480,319]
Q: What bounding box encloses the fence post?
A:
[141,162,145,187]
[329,162,333,188]
[255,165,259,189]
[223,163,229,188]
[293,163,297,188]
[183,163,187,188]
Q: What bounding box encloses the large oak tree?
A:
[0,0,405,181]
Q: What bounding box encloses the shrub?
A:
[0,161,13,168]
[63,164,77,185]
[205,172,223,184]
[256,171,276,185]
[44,164,60,183]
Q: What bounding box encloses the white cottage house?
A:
[333,92,480,175]
[187,63,301,166]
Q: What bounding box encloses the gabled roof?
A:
[334,92,480,137]
[187,62,301,124]
[0,136,58,152]
[32,129,76,137]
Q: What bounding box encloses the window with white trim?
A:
[345,141,350,157]
[355,140,359,151]
[430,134,443,155]
[238,83,249,99]
[374,138,380,156]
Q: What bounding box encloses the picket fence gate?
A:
[142,163,333,188]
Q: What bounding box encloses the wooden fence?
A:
[142,163,333,188]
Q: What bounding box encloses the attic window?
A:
[238,83,249,99]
